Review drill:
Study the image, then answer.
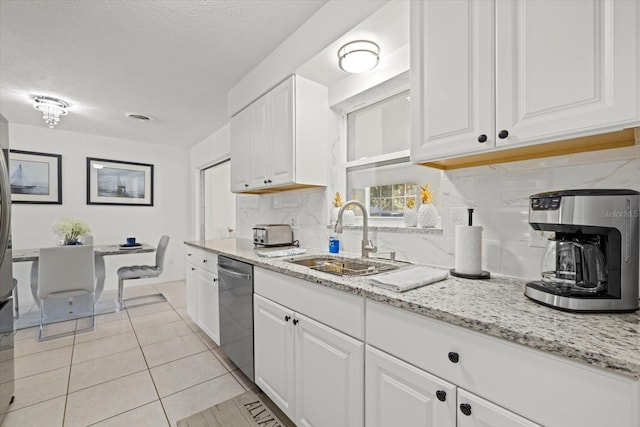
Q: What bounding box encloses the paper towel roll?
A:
[454,225,483,275]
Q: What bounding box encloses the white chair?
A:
[37,245,96,341]
[116,235,170,310]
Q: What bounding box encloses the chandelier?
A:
[33,96,69,128]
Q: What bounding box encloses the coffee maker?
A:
[526,189,639,312]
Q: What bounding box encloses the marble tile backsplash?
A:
[236,144,640,281]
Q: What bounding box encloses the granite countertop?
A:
[185,238,640,379]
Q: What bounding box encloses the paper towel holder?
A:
[451,206,491,279]
[450,268,490,279]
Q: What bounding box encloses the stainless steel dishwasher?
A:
[217,255,254,382]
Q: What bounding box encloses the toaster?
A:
[253,224,294,247]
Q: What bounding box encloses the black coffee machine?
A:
[526,189,639,312]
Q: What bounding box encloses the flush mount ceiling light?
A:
[33,96,68,128]
[338,40,380,73]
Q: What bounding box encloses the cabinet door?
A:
[366,346,456,427]
[496,0,638,147]
[249,96,270,188]
[458,389,542,427]
[294,312,364,427]
[195,269,219,344]
[230,109,251,192]
[253,294,295,419]
[268,77,295,186]
[410,0,495,162]
[185,262,197,321]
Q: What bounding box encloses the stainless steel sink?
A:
[287,255,404,277]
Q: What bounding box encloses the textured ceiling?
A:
[0,0,327,147]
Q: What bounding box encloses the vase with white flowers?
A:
[417,183,438,228]
[53,218,91,245]
[403,198,418,227]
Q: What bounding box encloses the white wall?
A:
[188,123,231,240]
[10,123,190,306]
[234,143,640,281]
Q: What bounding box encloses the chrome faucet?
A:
[334,200,377,258]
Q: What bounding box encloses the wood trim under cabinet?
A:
[419,128,638,170]
[240,183,326,195]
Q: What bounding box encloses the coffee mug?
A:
[126,237,136,245]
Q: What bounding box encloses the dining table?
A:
[12,243,155,329]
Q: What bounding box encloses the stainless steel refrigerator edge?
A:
[0,113,15,421]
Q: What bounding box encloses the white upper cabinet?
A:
[411,0,495,160]
[230,75,328,193]
[268,79,295,187]
[229,108,252,191]
[495,0,638,147]
[411,0,639,163]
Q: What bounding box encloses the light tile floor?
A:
[1,281,256,427]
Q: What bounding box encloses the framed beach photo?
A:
[87,157,154,206]
[9,150,62,204]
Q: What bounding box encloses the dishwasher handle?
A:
[217,265,252,280]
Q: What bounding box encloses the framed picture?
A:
[87,157,154,206]
[9,150,62,204]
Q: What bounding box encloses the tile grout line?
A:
[156,368,239,401]
[83,401,165,427]
[70,302,172,427]
[126,301,173,427]
[61,318,78,427]
[10,286,190,426]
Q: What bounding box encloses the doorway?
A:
[200,159,235,240]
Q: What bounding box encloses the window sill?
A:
[327,224,443,235]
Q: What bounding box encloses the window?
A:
[347,91,411,162]
[369,182,417,217]
[343,88,441,227]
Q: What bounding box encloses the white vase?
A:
[418,203,438,228]
[342,209,356,226]
[403,208,418,227]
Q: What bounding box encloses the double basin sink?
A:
[287,255,407,277]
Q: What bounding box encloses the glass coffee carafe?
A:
[540,235,608,294]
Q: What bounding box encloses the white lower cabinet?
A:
[185,247,219,344]
[185,261,197,321]
[254,293,364,427]
[457,389,541,427]
[254,293,295,417]
[366,345,456,427]
[195,268,219,343]
[365,345,539,427]
[366,300,639,427]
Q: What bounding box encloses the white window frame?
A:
[340,86,414,227]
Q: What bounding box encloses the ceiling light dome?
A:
[338,40,380,74]
[33,96,68,128]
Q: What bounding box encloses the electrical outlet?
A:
[290,216,299,230]
[529,229,552,248]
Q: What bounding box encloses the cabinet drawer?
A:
[366,300,639,427]
[185,247,217,274]
[457,388,541,427]
[254,267,364,340]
